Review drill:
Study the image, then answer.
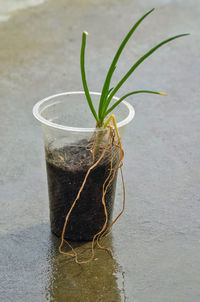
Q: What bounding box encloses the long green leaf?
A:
[100,87,114,119]
[105,90,167,117]
[102,33,190,117]
[98,66,116,121]
[98,8,155,118]
[80,32,99,125]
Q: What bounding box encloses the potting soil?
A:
[45,139,118,241]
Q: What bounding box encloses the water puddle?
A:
[0,223,123,301]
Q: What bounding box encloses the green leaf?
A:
[98,66,116,121]
[105,90,167,116]
[98,8,155,119]
[103,33,190,117]
[80,31,99,125]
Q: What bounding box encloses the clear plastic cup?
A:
[33,91,135,241]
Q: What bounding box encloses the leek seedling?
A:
[60,9,189,261]
[80,8,189,128]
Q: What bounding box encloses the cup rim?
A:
[32,91,135,132]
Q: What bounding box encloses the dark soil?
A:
[45,139,118,241]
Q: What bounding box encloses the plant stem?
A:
[92,128,107,161]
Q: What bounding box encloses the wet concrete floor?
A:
[0,0,200,301]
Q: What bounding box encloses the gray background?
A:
[0,0,199,301]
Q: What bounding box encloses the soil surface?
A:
[46,140,118,241]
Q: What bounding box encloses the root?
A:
[59,114,125,263]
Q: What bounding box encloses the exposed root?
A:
[59,114,125,263]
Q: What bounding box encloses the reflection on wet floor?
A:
[46,231,122,301]
[0,223,122,301]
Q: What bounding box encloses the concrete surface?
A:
[0,0,46,22]
[0,0,200,301]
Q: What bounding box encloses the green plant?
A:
[58,9,190,262]
[80,8,189,128]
